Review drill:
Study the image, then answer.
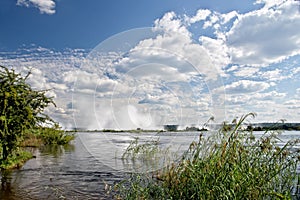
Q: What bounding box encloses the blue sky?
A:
[1,0,300,129]
[0,0,260,50]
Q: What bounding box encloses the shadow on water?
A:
[39,144,75,158]
[0,170,14,200]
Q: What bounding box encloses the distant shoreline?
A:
[67,122,300,133]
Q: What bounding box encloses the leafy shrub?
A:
[21,125,75,146]
[39,127,75,145]
[0,66,54,161]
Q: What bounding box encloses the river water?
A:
[0,131,299,199]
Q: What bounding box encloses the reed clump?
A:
[113,113,300,199]
[21,126,75,146]
[121,137,174,173]
[122,137,160,160]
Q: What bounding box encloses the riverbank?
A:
[0,150,33,170]
[0,128,75,170]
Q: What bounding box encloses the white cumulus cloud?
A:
[225,80,270,94]
[227,1,300,66]
[17,0,56,15]
[185,9,211,24]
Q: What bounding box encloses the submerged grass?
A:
[112,113,300,199]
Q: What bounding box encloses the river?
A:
[1,131,299,199]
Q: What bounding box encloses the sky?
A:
[0,0,300,130]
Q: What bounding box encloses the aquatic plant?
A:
[113,113,300,199]
[122,137,160,160]
[121,137,173,172]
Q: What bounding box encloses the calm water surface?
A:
[0,131,299,199]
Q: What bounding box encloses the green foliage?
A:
[112,174,167,200]
[20,130,44,147]
[121,137,172,172]
[0,149,33,170]
[0,66,54,161]
[21,126,75,146]
[115,113,300,199]
[38,126,75,145]
[122,137,160,160]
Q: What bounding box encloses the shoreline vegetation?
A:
[0,124,75,170]
[0,66,75,170]
[107,113,300,199]
[0,125,75,171]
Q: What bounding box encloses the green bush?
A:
[113,113,300,199]
[21,125,75,146]
[39,127,75,145]
[0,66,75,169]
[0,66,54,161]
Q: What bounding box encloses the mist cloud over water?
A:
[69,28,225,130]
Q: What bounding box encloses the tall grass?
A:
[121,137,173,173]
[112,113,300,199]
[22,127,75,146]
[122,137,160,160]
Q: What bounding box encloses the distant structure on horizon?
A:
[163,125,179,131]
[71,127,86,132]
[249,122,300,131]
